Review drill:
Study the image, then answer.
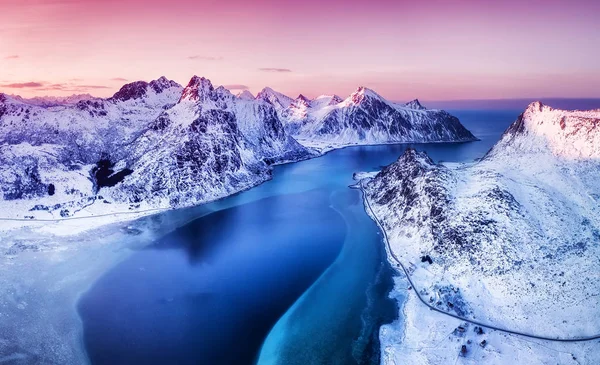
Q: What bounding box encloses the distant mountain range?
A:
[0,76,475,220]
[254,86,476,149]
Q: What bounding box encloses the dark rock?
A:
[110,81,149,102]
[91,156,133,191]
[421,254,433,264]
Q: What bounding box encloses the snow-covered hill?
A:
[363,102,600,364]
[259,86,476,149]
[0,76,310,228]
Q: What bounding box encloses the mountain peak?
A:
[293,94,312,108]
[329,95,343,105]
[296,94,311,102]
[149,76,181,94]
[524,101,550,114]
[347,86,383,105]
[179,76,214,102]
[256,87,293,108]
[236,90,255,100]
[404,99,426,110]
[110,77,180,102]
[110,80,150,102]
[256,87,279,99]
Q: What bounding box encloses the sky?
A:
[1,0,599,101]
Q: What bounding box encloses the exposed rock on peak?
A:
[292,94,311,109]
[404,99,426,110]
[110,77,182,103]
[347,86,383,105]
[296,94,311,103]
[525,100,546,113]
[149,76,181,94]
[179,76,215,102]
[110,81,150,102]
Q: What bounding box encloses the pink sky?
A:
[1,0,599,100]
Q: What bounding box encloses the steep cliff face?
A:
[364,103,600,365]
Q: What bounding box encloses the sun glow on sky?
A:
[1,0,599,100]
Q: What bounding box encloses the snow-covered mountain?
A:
[0,76,310,220]
[258,86,476,148]
[0,77,473,225]
[111,76,309,207]
[363,102,600,364]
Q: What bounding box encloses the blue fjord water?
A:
[78,110,519,365]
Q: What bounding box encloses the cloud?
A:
[258,67,292,73]
[69,78,84,82]
[0,81,110,92]
[223,84,249,90]
[188,55,223,61]
[110,77,128,82]
[4,55,19,60]
[0,82,44,88]
[78,85,111,89]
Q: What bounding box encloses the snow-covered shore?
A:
[0,171,270,237]
[364,103,600,364]
[0,196,231,364]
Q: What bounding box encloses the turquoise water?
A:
[78,110,518,364]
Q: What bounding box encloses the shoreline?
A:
[0,139,478,237]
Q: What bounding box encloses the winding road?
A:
[359,181,600,343]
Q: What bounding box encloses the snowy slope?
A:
[260,86,476,149]
[0,76,310,226]
[364,102,600,364]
